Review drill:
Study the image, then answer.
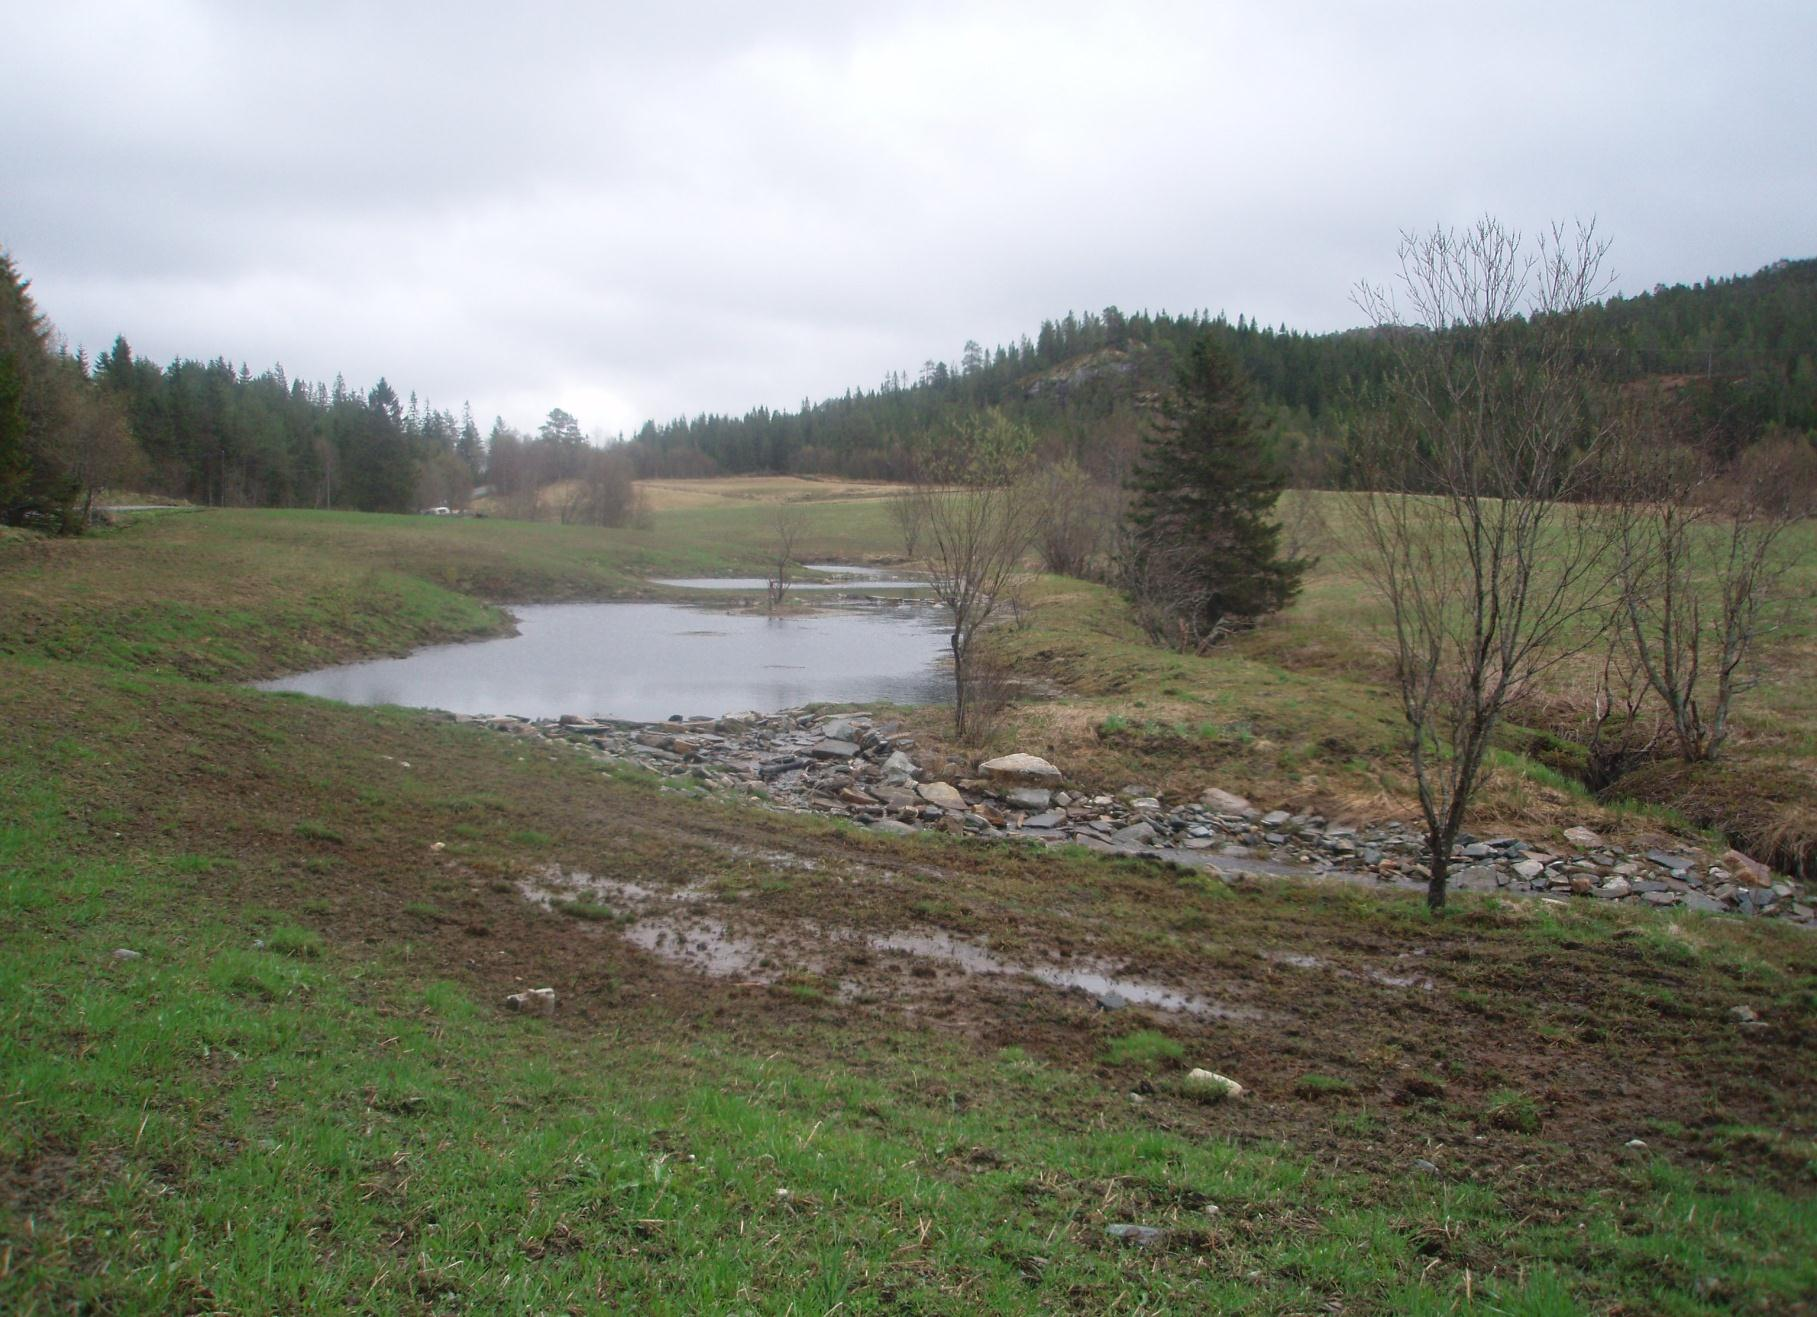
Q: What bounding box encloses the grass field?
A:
[2,500,1814,1312]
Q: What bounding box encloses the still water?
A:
[649,563,927,591]
[257,601,953,721]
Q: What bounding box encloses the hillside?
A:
[623,258,1817,482]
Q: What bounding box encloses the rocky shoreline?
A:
[459,706,1812,926]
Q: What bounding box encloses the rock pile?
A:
[459,707,1810,925]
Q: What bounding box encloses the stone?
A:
[870,818,916,837]
[980,753,1062,785]
[1461,842,1494,859]
[1128,797,1162,811]
[1004,787,1052,811]
[1182,1069,1244,1100]
[1200,787,1256,817]
[1513,859,1546,881]
[1110,821,1157,847]
[1260,810,1292,827]
[817,718,857,742]
[1022,811,1066,830]
[111,948,142,961]
[1410,1158,1442,1177]
[879,750,919,782]
[1562,826,1604,849]
[1643,891,1681,907]
[505,987,557,1016]
[1646,850,1693,874]
[810,739,860,760]
[1728,1004,1758,1024]
[917,781,966,810]
[1106,1224,1167,1248]
[1596,877,1632,899]
[1722,849,1772,885]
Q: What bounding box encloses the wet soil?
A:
[14,661,1815,1231]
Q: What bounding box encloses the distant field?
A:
[637,474,907,511]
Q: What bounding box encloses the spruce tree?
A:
[1125,332,1306,642]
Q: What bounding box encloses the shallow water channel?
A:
[258,598,953,720]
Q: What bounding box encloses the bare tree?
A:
[1348,218,1616,911]
[560,447,639,527]
[908,412,1040,741]
[1610,430,1813,762]
[1582,639,1667,790]
[1122,535,1241,653]
[59,386,143,520]
[888,485,927,560]
[767,500,808,610]
[1025,457,1112,579]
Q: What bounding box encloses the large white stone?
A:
[917,781,966,810]
[979,753,1062,785]
[1200,788,1256,817]
[1183,1069,1244,1101]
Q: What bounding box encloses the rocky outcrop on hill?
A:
[460,707,1811,925]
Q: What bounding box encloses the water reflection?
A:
[258,601,953,720]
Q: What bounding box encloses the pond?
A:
[649,563,928,592]
[257,600,954,721]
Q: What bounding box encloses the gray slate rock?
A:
[1106,1224,1167,1248]
[1111,821,1157,847]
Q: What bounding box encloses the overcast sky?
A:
[6,1,1813,437]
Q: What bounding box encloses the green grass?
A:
[1100,1029,1186,1069]
[1292,1074,1357,1099]
[1485,1089,1543,1135]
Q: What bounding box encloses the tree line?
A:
[1,249,637,527]
[4,243,1812,530]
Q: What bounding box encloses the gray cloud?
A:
[7,0,1813,435]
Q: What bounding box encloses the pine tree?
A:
[1124,332,1306,643]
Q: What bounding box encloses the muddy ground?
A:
[16,659,1815,1276]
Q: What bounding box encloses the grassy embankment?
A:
[855,486,1815,870]
[2,501,1813,1312]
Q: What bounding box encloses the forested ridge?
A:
[625,257,1817,481]
[3,250,1812,524]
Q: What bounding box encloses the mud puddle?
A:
[866,930,1254,1018]
[521,865,1258,1017]
[1259,947,1437,991]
